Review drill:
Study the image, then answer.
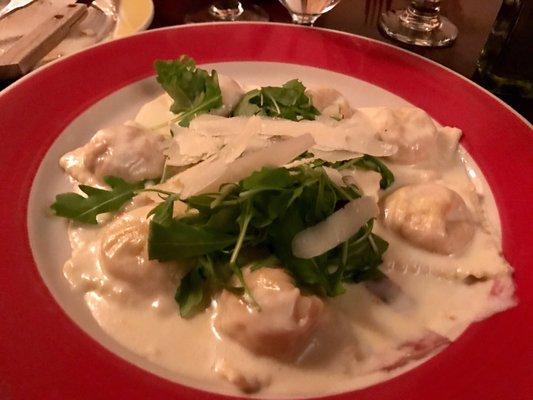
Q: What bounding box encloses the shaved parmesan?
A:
[166,129,224,166]
[218,117,262,163]
[190,115,397,157]
[207,134,315,193]
[342,169,382,200]
[210,74,245,117]
[311,149,362,163]
[322,166,345,187]
[163,134,315,199]
[167,117,265,167]
[189,115,248,136]
[292,196,379,259]
[169,157,227,199]
[435,126,462,166]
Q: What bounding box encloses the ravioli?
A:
[374,220,511,280]
[60,123,167,186]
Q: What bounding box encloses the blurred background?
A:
[0,0,530,121]
[150,0,532,122]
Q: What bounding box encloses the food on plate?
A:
[358,107,438,164]
[381,183,475,255]
[59,123,167,185]
[50,55,516,396]
[308,87,354,120]
[214,268,324,361]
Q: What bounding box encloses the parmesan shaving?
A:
[292,196,379,259]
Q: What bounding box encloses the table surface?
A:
[151,0,532,122]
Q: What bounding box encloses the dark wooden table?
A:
[151,0,532,122]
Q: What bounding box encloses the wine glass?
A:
[278,0,342,25]
[184,0,268,23]
[379,0,458,47]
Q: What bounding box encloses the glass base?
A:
[379,10,458,47]
[184,4,268,23]
[290,13,321,25]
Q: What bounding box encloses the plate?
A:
[0,23,531,400]
[0,0,154,63]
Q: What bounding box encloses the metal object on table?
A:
[379,0,458,47]
[278,0,342,25]
[0,0,94,79]
[0,0,35,20]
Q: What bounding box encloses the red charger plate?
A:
[0,23,531,400]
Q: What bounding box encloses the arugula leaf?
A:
[50,176,144,224]
[175,254,236,317]
[205,206,241,234]
[334,155,394,189]
[242,167,294,191]
[154,55,223,127]
[328,221,388,284]
[344,233,388,282]
[147,194,176,227]
[148,219,236,261]
[354,155,395,189]
[232,89,261,116]
[233,79,319,121]
[268,207,332,295]
[175,265,206,318]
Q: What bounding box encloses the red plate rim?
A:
[0,22,531,400]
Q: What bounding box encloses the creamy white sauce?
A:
[57,85,516,397]
[64,221,514,397]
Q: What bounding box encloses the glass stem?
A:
[291,13,319,26]
[400,0,442,31]
[209,0,244,21]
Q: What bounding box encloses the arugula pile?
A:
[155,56,319,128]
[233,79,319,121]
[145,165,388,317]
[51,158,392,317]
[155,55,223,127]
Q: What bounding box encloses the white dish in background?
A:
[0,0,154,65]
[114,0,154,38]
